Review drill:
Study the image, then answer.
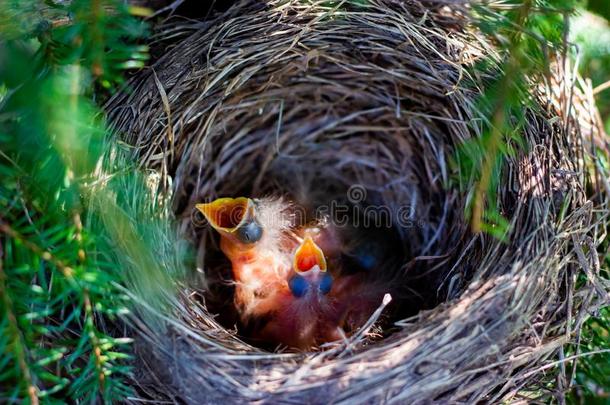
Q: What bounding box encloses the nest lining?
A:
[106,0,608,403]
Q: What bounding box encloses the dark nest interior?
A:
[105,0,609,402]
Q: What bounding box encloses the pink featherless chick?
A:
[197,197,388,350]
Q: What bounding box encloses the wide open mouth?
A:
[196,197,252,232]
[293,236,327,273]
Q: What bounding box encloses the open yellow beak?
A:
[196,197,255,233]
[196,197,265,245]
[293,236,327,273]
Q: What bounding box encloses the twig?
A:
[520,349,610,380]
[148,0,186,18]
[0,219,74,280]
[592,79,610,96]
[337,294,392,358]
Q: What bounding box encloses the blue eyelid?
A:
[236,219,263,244]
[319,273,333,295]
[289,275,309,298]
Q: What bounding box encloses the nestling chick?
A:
[196,197,294,319]
[196,197,388,349]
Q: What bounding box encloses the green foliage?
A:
[454,0,580,236]
[568,309,610,403]
[0,0,149,89]
[586,0,610,21]
[0,0,151,403]
[572,8,610,133]
[463,2,610,400]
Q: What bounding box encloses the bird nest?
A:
[106,0,609,402]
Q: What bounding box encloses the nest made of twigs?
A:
[106,0,609,402]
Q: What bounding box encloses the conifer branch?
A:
[471,0,533,233]
[0,244,39,405]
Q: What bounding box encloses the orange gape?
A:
[197,197,386,350]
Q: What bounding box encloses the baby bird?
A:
[196,197,294,319]
[196,197,387,349]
